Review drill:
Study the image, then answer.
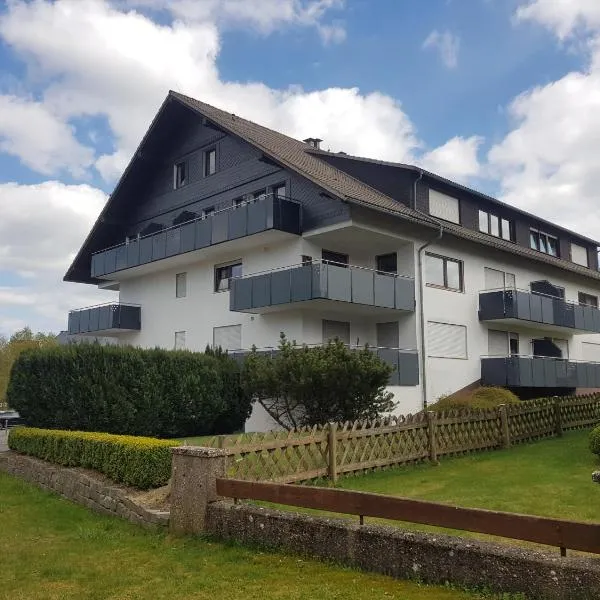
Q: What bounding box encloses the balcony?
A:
[479,289,600,335]
[481,355,600,389]
[230,261,415,315]
[229,346,419,387]
[91,194,302,279]
[68,303,141,335]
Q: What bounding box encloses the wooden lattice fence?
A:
[203,394,600,483]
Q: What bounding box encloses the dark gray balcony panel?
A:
[481,356,600,388]
[180,223,195,253]
[195,219,212,249]
[139,237,153,264]
[152,231,166,260]
[67,303,141,335]
[166,229,181,257]
[290,266,313,302]
[212,211,229,244]
[479,289,600,334]
[127,240,140,268]
[378,348,399,385]
[398,351,420,386]
[229,205,247,239]
[352,268,375,305]
[91,196,301,279]
[374,274,395,309]
[231,263,415,313]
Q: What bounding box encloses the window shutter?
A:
[571,243,589,267]
[376,322,399,348]
[429,190,460,224]
[213,325,242,351]
[322,320,350,345]
[174,331,186,350]
[582,342,600,362]
[427,322,467,359]
[487,330,508,356]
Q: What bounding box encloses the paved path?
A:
[0,429,8,452]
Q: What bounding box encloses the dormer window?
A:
[174,161,187,189]
[479,210,514,241]
[530,228,559,257]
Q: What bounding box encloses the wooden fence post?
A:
[554,397,563,438]
[426,411,438,465]
[328,422,338,483]
[499,404,511,449]
[217,435,225,449]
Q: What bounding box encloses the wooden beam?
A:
[216,478,600,554]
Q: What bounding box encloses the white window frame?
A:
[175,272,187,298]
[174,331,186,350]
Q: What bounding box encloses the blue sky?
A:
[0,0,599,336]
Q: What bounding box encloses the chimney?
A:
[303,137,323,150]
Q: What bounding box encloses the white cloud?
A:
[0,95,94,177]
[122,0,346,40]
[515,0,600,39]
[0,181,115,334]
[422,29,460,69]
[420,136,483,183]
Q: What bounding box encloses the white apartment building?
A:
[65,91,600,431]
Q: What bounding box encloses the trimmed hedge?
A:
[8,427,176,489]
[7,344,251,438]
[430,386,521,412]
[590,425,600,456]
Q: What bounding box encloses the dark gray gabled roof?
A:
[171,91,600,283]
[65,90,600,284]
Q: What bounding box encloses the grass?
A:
[0,473,511,600]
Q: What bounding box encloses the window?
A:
[376,322,399,348]
[322,249,349,267]
[214,261,242,292]
[174,161,187,189]
[273,184,286,199]
[175,272,187,298]
[478,210,514,241]
[301,255,313,266]
[571,243,589,267]
[429,189,460,224]
[174,331,186,350]
[488,330,519,356]
[376,253,397,274]
[484,267,515,290]
[582,342,600,362]
[530,228,559,257]
[579,292,598,308]
[202,206,215,219]
[425,253,463,291]
[213,325,241,351]
[427,322,467,359]
[322,320,350,345]
[204,148,216,176]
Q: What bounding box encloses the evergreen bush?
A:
[430,386,521,412]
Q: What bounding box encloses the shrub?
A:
[7,344,249,438]
[430,386,520,412]
[8,427,176,489]
[590,425,600,456]
[242,334,395,429]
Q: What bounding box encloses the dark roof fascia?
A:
[63,95,176,283]
[309,149,600,248]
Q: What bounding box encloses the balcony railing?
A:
[230,260,415,313]
[479,288,600,334]
[481,355,600,388]
[228,345,419,386]
[90,194,302,279]
[68,302,141,335]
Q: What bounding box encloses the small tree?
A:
[243,334,395,429]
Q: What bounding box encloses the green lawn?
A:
[336,429,600,523]
[0,473,505,600]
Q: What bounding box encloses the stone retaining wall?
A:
[0,451,169,528]
[206,501,600,600]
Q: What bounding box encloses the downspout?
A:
[413,170,444,410]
